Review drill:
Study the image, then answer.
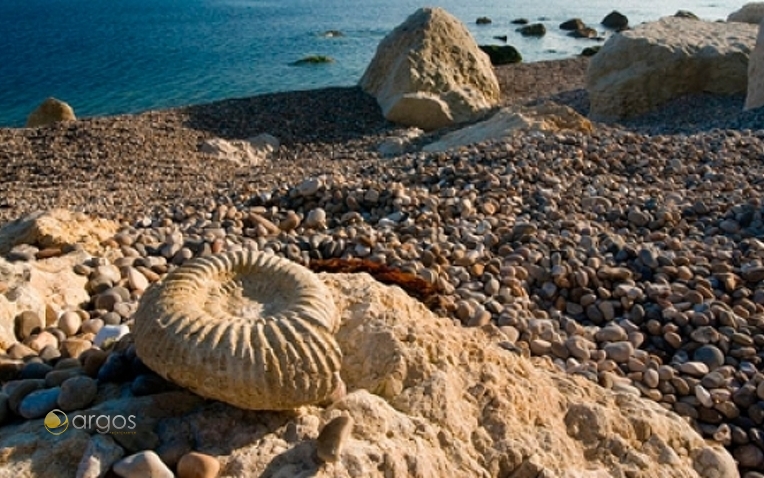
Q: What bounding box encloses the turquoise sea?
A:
[0,0,746,127]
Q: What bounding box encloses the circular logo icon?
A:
[44,409,69,435]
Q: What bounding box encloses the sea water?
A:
[0,0,745,126]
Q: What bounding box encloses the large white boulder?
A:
[360,7,500,131]
[745,19,764,109]
[587,17,757,121]
[728,2,764,24]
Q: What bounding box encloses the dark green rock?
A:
[581,46,602,57]
[601,10,628,30]
[290,55,334,66]
[674,10,699,20]
[517,23,546,37]
[479,45,522,65]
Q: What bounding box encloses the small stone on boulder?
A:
[517,23,546,37]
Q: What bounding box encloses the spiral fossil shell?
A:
[132,251,342,410]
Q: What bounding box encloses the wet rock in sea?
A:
[601,10,628,29]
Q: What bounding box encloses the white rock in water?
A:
[587,17,757,120]
[93,324,129,348]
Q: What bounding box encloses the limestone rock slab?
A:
[587,17,757,121]
[360,7,500,131]
[423,102,593,152]
[0,209,117,256]
[0,274,738,478]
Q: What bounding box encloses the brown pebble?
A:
[316,415,353,463]
[177,451,221,478]
[15,311,43,341]
[34,247,62,259]
[6,343,37,359]
[81,349,109,377]
[60,338,93,359]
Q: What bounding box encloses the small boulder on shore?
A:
[25,98,76,128]
[360,7,500,131]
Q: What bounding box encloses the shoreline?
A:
[0,57,592,131]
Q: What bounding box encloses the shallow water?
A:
[0,0,744,126]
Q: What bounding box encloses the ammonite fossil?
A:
[132,251,343,410]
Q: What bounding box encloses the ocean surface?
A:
[0,0,745,127]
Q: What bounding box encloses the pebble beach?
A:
[2,57,764,473]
